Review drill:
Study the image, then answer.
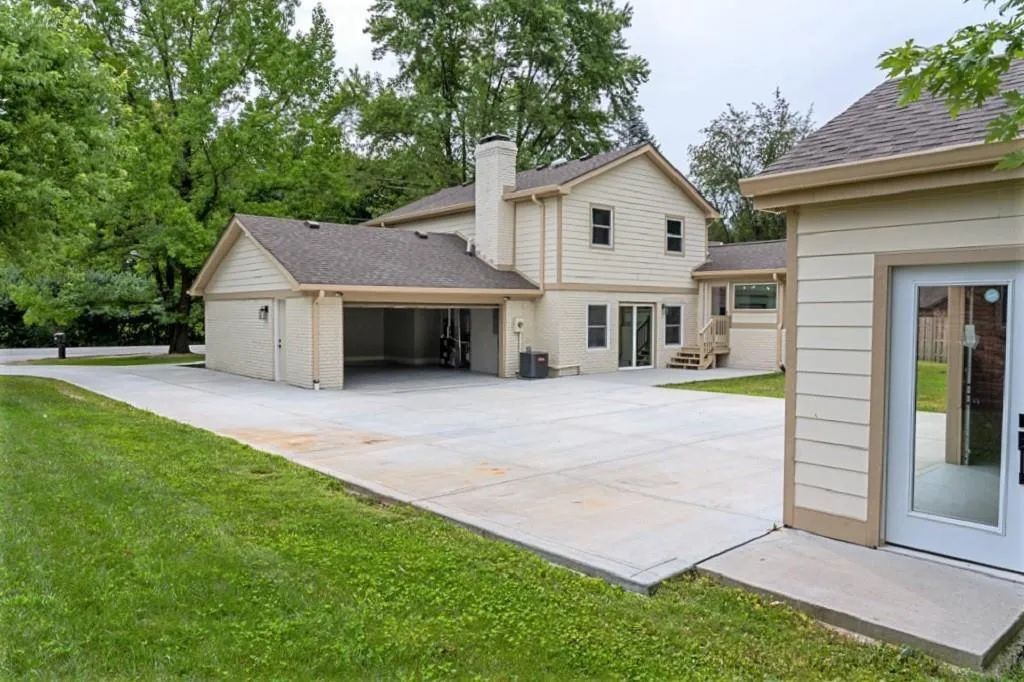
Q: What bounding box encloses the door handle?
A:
[1019,415,1024,485]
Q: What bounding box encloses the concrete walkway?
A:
[699,529,1024,670]
[1,363,782,592]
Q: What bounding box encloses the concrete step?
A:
[697,529,1024,671]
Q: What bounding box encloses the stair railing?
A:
[698,318,715,368]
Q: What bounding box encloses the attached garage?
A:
[189,214,539,389]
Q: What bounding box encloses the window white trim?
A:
[733,282,778,311]
[586,303,610,350]
[590,205,614,249]
[665,216,685,255]
[663,303,683,347]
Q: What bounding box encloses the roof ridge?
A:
[711,239,787,246]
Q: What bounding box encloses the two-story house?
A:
[189,136,738,389]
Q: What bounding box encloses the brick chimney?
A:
[474,134,517,267]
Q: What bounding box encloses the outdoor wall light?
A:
[258,305,269,321]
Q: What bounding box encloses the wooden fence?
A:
[917,315,948,362]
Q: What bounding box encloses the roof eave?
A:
[294,283,543,298]
[362,201,476,227]
[692,267,786,280]
[739,139,1024,205]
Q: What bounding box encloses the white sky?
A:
[299,0,999,168]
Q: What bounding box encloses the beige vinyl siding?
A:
[560,155,706,286]
[206,234,291,294]
[285,296,313,388]
[514,200,542,284]
[205,299,275,380]
[792,180,1024,521]
[392,211,476,241]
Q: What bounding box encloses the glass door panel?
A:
[635,306,653,368]
[910,285,1008,527]
[618,306,634,368]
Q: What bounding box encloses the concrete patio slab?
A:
[697,529,1024,670]
[1,362,783,592]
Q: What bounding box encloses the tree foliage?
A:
[14,0,358,351]
[0,0,122,254]
[356,0,651,208]
[879,0,1024,169]
[2,0,654,349]
[687,89,813,243]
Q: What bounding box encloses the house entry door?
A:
[618,305,654,369]
[885,262,1024,571]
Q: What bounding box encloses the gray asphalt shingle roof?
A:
[763,60,1024,175]
[235,214,538,290]
[696,240,787,273]
[373,144,648,221]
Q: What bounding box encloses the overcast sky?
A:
[299,0,997,170]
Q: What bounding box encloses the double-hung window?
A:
[591,207,612,246]
[666,218,684,253]
[664,305,682,345]
[587,304,608,349]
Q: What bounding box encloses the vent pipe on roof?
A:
[305,220,320,229]
[465,238,475,256]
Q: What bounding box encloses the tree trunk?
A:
[167,320,192,354]
[166,267,195,354]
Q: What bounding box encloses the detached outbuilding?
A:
[741,61,1024,573]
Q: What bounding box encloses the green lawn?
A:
[661,372,786,399]
[663,364,950,414]
[0,377,991,680]
[915,361,948,413]
[13,352,203,366]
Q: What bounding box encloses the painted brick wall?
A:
[205,299,274,380]
[317,295,344,389]
[285,296,313,388]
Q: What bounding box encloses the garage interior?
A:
[343,305,501,390]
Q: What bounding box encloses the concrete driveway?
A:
[1,364,783,592]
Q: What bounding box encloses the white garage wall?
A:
[205,299,275,380]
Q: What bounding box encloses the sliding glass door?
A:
[618,305,654,369]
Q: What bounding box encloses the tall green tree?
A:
[880,0,1024,169]
[27,0,357,352]
[358,0,651,209]
[0,0,122,254]
[687,89,814,243]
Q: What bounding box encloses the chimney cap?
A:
[478,133,512,145]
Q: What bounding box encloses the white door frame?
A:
[884,262,1022,571]
[273,299,287,382]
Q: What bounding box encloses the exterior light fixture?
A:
[258,305,269,321]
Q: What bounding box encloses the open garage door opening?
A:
[343,305,501,391]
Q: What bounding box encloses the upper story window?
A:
[666,218,684,253]
[591,207,612,247]
[734,283,777,310]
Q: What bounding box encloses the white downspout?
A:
[312,289,325,390]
